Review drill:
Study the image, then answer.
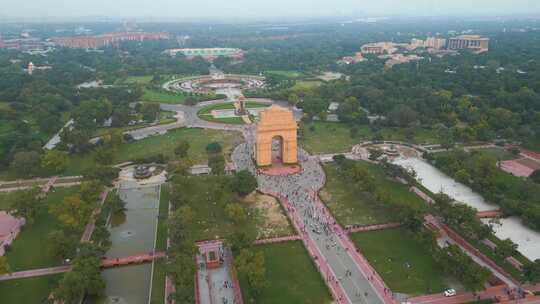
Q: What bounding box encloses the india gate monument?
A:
[255,105,298,167]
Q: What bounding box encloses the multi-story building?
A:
[165,48,244,61]
[361,42,397,55]
[425,37,446,50]
[447,35,489,53]
[52,32,169,49]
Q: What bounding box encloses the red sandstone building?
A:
[52,32,170,49]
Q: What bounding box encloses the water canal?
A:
[393,156,540,261]
[88,180,160,304]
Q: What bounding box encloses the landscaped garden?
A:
[64,127,242,175]
[149,183,170,304]
[142,88,187,104]
[320,162,425,227]
[299,121,440,154]
[197,101,270,125]
[351,228,455,296]
[5,187,80,271]
[0,274,62,303]
[239,241,332,304]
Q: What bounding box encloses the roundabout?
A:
[196,100,271,124]
[163,73,265,97]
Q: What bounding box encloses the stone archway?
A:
[256,106,297,167]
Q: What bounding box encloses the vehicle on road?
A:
[444,288,457,297]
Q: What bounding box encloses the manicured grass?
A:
[5,187,80,271]
[239,241,332,304]
[156,184,170,252]
[92,110,177,137]
[178,175,257,241]
[198,101,269,115]
[0,274,62,303]
[476,147,517,161]
[265,70,305,78]
[320,162,426,226]
[64,128,242,175]
[292,80,322,91]
[149,183,170,304]
[300,122,369,154]
[142,88,187,104]
[149,259,167,304]
[351,228,451,296]
[300,122,440,154]
[125,75,154,84]
[197,102,269,125]
[199,116,246,124]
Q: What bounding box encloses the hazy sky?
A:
[3,0,540,18]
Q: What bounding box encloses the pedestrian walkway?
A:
[232,138,395,304]
[0,251,165,282]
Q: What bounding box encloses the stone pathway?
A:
[0,252,165,282]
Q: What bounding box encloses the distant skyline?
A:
[2,0,540,19]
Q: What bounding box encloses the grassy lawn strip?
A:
[320,162,425,226]
[142,88,187,104]
[265,70,306,78]
[0,274,62,303]
[299,122,440,154]
[351,228,451,296]
[197,101,269,115]
[5,187,80,271]
[239,241,332,304]
[149,183,170,304]
[65,128,242,175]
[125,75,154,84]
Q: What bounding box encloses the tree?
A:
[94,146,114,165]
[225,203,247,223]
[208,154,225,175]
[140,103,160,122]
[53,256,105,303]
[49,194,93,230]
[206,142,222,154]
[174,140,190,158]
[0,256,10,274]
[42,150,68,173]
[48,230,78,260]
[495,238,518,258]
[11,151,41,176]
[80,180,103,203]
[231,170,258,196]
[388,104,418,127]
[523,259,540,283]
[531,169,540,184]
[287,93,299,106]
[9,188,41,224]
[235,249,267,294]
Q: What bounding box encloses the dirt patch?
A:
[243,192,292,238]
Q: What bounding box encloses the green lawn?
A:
[197,101,269,125]
[351,228,452,296]
[265,70,306,79]
[5,187,80,271]
[149,183,170,304]
[300,122,440,154]
[0,274,62,303]
[475,147,517,161]
[291,80,322,91]
[125,75,154,84]
[239,241,332,304]
[320,162,425,226]
[142,88,187,104]
[65,128,242,175]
